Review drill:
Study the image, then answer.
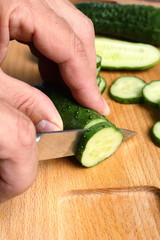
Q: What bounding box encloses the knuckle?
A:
[17,113,36,149]
[73,35,86,58]
[14,92,37,122]
[83,16,94,33]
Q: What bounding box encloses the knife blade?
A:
[37,128,137,161]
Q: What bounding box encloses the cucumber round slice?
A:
[95,37,160,70]
[142,80,160,108]
[151,121,160,147]
[76,122,123,167]
[110,76,146,104]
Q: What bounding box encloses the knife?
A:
[37,128,137,161]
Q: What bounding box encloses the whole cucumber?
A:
[76,1,160,46]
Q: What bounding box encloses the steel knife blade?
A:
[37,128,137,161]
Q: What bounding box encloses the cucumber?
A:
[142,80,160,108]
[96,55,102,77]
[110,76,146,104]
[151,121,160,147]
[76,1,160,46]
[95,37,160,70]
[35,83,123,167]
[97,76,107,94]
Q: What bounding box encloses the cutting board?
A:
[0,0,160,239]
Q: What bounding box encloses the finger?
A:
[0,69,63,131]
[0,100,37,202]
[31,7,109,115]
[31,48,110,116]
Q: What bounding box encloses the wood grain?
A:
[0,1,160,239]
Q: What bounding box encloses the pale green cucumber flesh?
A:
[143,80,160,108]
[95,37,160,70]
[77,122,123,167]
[110,76,146,104]
[151,121,160,147]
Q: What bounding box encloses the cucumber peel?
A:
[95,37,160,70]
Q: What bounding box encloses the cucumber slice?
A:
[142,80,160,108]
[151,121,160,147]
[95,37,160,70]
[97,76,107,94]
[110,76,146,104]
[77,122,123,167]
[35,83,123,167]
[96,55,102,77]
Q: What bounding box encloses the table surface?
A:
[1,0,160,240]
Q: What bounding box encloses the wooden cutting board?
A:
[0,0,160,239]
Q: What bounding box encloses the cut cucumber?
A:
[35,83,123,167]
[76,2,160,46]
[97,76,107,94]
[142,80,160,108]
[95,37,160,70]
[110,76,146,104]
[151,121,160,147]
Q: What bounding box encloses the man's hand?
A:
[0,0,110,201]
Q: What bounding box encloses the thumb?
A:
[0,69,63,132]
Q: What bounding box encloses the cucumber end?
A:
[76,124,123,167]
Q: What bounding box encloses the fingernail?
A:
[102,97,110,116]
[36,120,63,132]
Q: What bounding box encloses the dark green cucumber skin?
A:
[76,122,123,167]
[151,121,160,147]
[109,94,144,104]
[109,91,145,104]
[76,2,160,46]
[35,83,106,129]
